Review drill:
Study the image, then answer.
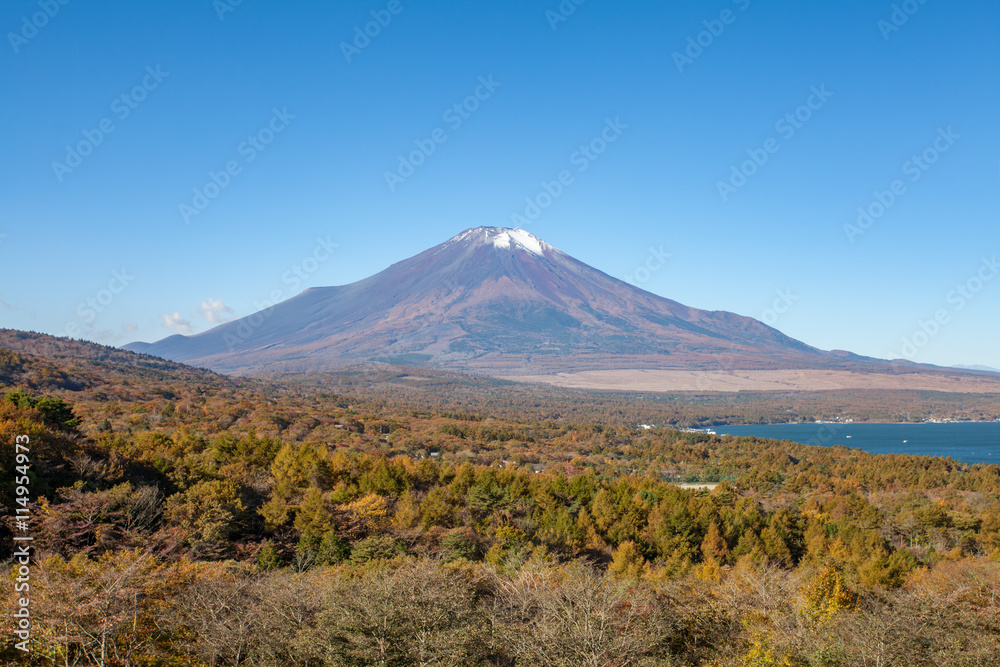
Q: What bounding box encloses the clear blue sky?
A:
[1,0,998,369]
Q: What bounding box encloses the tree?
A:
[293,487,332,536]
[830,592,933,667]
[343,492,390,535]
[271,443,329,500]
[166,562,259,667]
[28,550,167,667]
[491,562,674,666]
[536,506,582,554]
[308,560,485,665]
[700,520,729,562]
[5,389,79,429]
[760,525,793,567]
[731,527,765,563]
[257,540,281,571]
[163,479,245,556]
[801,563,854,625]
[242,569,324,667]
[609,540,649,580]
[440,527,480,563]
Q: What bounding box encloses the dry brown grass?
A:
[503,369,1000,393]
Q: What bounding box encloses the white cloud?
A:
[0,294,10,310]
[162,312,193,335]
[122,322,138,333]
[198,297,235,324]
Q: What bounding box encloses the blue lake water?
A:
[712,422,1000,465]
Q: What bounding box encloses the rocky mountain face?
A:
[125,227,877,375]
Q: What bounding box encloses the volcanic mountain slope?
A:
[126,227,883,375]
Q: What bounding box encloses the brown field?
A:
[503,368,1000,393]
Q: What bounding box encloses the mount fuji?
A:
[125,227,888,376]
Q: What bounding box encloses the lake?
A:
[712,422,1000,465]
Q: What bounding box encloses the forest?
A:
[1,331,999,666]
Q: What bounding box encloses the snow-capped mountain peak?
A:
[449,227,550,257]
[126,225,841,376]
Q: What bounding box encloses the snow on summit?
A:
[449,227,549,256]
[489,228,547,255]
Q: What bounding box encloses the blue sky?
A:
[1,0,998,369]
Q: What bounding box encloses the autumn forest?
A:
[1,331,999,666]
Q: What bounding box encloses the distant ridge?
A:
[953,364,1000,375]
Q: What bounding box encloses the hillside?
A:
[0,329,234,390]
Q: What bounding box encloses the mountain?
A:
[125,227,893,376]
[953,364,1000,375]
